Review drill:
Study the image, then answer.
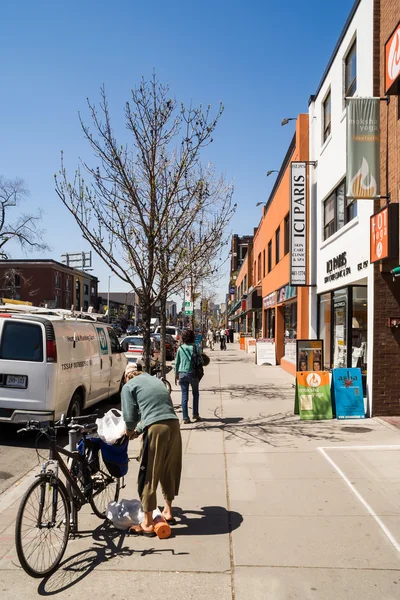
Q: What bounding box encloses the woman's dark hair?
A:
[182,329,195,344]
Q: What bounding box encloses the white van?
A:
[0,308,127,423]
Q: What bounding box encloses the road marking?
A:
[318,445,400,554]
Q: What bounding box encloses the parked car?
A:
[126,325,139,336]
[153,326,182,344]
[0,309,127,423]
[151,333,177,361]
[120,335,160,368]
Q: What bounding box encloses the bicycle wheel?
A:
[89,453,120,519]
[15,475,70,578]
[162,378,172,394]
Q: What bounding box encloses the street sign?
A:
[229,286,235,295]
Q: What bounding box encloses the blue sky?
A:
[0,0,355,304]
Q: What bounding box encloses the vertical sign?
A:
[346,98,380,199]
[370,203,399,263]
[385,22,400,94]
[290,162,307,286]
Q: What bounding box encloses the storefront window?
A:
[284,303,297,339]
[266,308,275,339]
[284,302,297,362]
[333,288,347,368]
[318,293,331,369]
[351,287,367,371]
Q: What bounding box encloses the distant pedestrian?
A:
[175,329,203,424]
[207,328,214,351]
[229,328,234,343]
[220,328,227,351]
[225,328,230,343]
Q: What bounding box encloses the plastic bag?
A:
[106,499,144,530]
[96,408,126,445]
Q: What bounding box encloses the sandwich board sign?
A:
[295,371,332,420]
[331,368,365,419]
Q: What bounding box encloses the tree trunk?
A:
[141,298,152,373]
[160,293,167,378]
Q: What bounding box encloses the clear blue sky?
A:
[0,0,355,304]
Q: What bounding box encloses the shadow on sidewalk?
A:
[172,505,243,536]
[37,521,188,596]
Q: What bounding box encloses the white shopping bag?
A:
[96,408,126,445]
[106,499,144,530]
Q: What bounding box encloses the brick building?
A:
[372,0,400,415]
[0,259,98,311]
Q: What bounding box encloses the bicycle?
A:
[152,363,172,393]
[15,414,123,578]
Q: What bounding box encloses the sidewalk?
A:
[1,343,400,598]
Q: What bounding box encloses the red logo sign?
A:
[370,206,389,263]
[386,22,400,93]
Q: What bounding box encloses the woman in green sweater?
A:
[121,363,182,536]
[174,329,201,424]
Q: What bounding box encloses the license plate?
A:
[6,375,27,388]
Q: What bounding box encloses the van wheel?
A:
[68,392,82,419]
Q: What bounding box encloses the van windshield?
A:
[0,321,44,362]
[165,328,177,335]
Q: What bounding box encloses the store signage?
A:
[324,252,351,284]
[295,372,333,420]
[256,339,276,366]
[278,285,297,303]
[263,292,276,309]
[331,368,365,419]
[241,299,246,312]
[346,98,380,199]
[229,286,235,295]
[290,162,307,286]
[370,204,399,263]
[385,22,400,94]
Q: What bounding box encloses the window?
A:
[323,91,331,142]
[0,322,43,362]
[244,275,247,292]
[83,284,89,295]
[323,180,355,240]
[275,227,280,264]
[107,327,121,353]
[91,286,95,295]
[318,293,331,369]
[55,272,61,289]
[263,249,266,278]
[344,40,357,100]
[267,241,272,273]
[257,253,261,282]
[65,277,71,291]
[284,214,290,255]
[15,274,21,288]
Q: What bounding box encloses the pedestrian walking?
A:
[174,329,203,424]
[121,363,182,537]
[229,327,234,343]
[207,328,214,350]
[220,328,227,350]
[225,327,230,343]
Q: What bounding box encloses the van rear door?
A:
[0,318,49,422]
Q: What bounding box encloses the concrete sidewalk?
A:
[1,343,400,598]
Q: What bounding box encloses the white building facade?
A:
[308,0,375,414]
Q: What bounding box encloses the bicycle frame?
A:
[40,430,90,535]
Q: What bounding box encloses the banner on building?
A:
[290,162,307,286]
[370,203,399,263]
[346,98,380,199]
[295,372,333,420]
[385,22,400,94]
[331,368,365,419]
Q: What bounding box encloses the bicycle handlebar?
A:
[17,414,99,435]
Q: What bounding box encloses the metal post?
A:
[68,427,79,534]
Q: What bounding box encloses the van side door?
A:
[107,327,125,394]
[94,325,112,399]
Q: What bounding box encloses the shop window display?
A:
[351,287,367,371]
[284,302,297,362]
[333,288,347,368]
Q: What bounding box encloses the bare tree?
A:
[55,75,235,371]
[0,176,49,259]
[0,268,40,300]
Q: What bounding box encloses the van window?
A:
[166,327,177,335]
[107,327,121,354]
[0,321,43,362]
